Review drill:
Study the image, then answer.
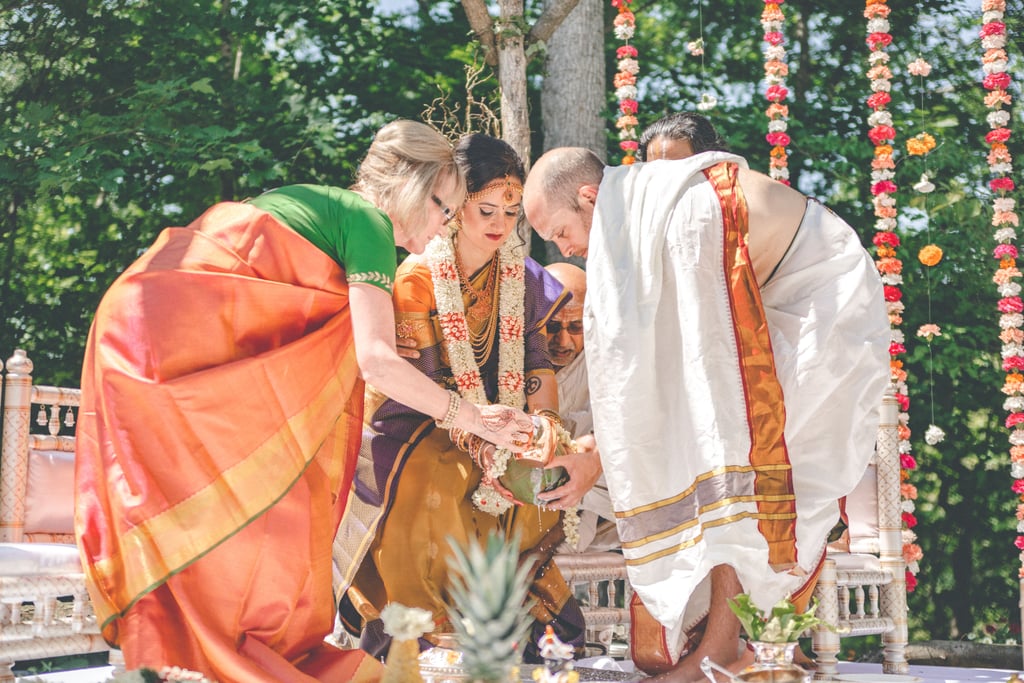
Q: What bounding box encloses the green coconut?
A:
[499,460,568,505]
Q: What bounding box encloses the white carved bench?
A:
[0,349,109,682]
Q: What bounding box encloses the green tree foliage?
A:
[2,0,1024,648]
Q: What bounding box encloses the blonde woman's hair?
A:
[352,120,466,233]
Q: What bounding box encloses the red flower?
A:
[871,180,898,196]
[905,571,917,592]
[902,512,918,528]
[1016,535,1024,550]
[866,32,893,48]
[498,371,524,393]
[986,128,1012,144]
[1000,297,1024,313]
[620,98,639,115]
[868,125,896,145]
[1013,479,1024,495]
[995,244,1019,259]
[434,260,458,280]
[992,177,1017,193]
[1007,412,1024,428]
[984,73,1012,91]
[900,453,917,470]
[439,312,469,341]
[980,21,1006,37]
[454,371,482,392]
[763,31,785,46]
[766,84,789,102]
[499,315,524,342]
[616,45,638,59]
[620,140,639,152]
[765,132,791,147]
[895,390,909,410]
[866,92,892,109]
[883,285,903,302]
[873,231,901,248]
[1004,357,1024,372]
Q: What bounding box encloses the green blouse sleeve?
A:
[248,184,397,294]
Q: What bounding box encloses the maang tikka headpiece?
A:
[465,175,524,204]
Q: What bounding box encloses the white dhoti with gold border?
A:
[584,152,889,653]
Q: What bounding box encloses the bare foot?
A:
[642,639,749,683]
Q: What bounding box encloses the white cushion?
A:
[829,551,882,572]
[24,450,75,535]
[846,463,879,554]
[0,543,83,576]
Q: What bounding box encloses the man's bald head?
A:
[544,262,587,368]
[524,148,605,259]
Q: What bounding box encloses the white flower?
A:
[768,119,788,133]
[867,18,890,33]
[901,499,916,513]
[381,603,435,641]
[1003,343,1024,359]
[771,167,791,181]
[881,273,904,286]
[868,110,894,127]
[871,79,892,92]
[872,169,895,182]
[906,560,920,574]
[995,228,1019,244]
[1000,282,1023,298]
[898,439,912,454]
[1005,397,1024,412]
[876,217,897,231]
[614,23,634,40]
[907,58,932,77]
[982,34,1007,49]
[1013,463,1024,480]
[902,528,917,544]
[990,162,1014,175]
[887,300,905,314]
[891,329,905,344]
[1001,313,1024,329]
[697,93,718,111]
[615,85,638,100]
[898,411,910,425]
[983,60,1008,74]
[984,10,1005,22]
[617,58,640,75]
[913,174,935,194]
[764,45,785,61]
[995,198,1017,212]
[686,39,705,56]
[876,194,897,208]
[925,424,946,445]
[1010,430,1024,446]
[869,50,891,64]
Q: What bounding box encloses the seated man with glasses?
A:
[540,263,618,554]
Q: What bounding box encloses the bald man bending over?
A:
[523,144,889,681]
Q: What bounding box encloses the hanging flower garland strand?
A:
[864,0,920,593]
[612,0,640,165]
[977,0,1023,574]
[762,0,791,184]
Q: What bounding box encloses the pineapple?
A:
[446,531,535,683]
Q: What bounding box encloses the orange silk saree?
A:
[75,202,380,681]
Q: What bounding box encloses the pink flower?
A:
[766,84,789,102]
[1016,536,1024,551]
[619,98,639,115]
[907,58,932,77]
[980,21,1006,38]
[866,32,893,49]
[906,571,918,592]
[1007,412,1024,428]
[868,125,896,145]
[896,391,910,410]
[995,244,1019,260]
[884,285,903,302]
[866,92,892,110]
[873,232,901,248]
[994,211,1020,228]
[764,31,785,46]
[1004,357,1024,372]
[1017,504,1024,521]
[1013,479,1024,495]
[616,45,638,59]
[900,453,917,470]
[902,543,923,563]
[986,128,1012,144]
[984,73,1012,91]
[992,177,1016,193]
[902,511,918,528]
[1000,297,1024,313]
[871,180,898,196]
[620,140,639,152]
[766,132,791,147]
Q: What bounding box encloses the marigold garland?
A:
[977,0,1023,576]
[761,0,791,184]
[864,0,920,593]
[612,0,639,165]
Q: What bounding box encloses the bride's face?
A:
[457,180,522,259]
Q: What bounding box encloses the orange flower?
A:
[876,206,898,219]
[766,103,789,118]
[906,132,937,156]
[984,48,1008,63]
[877,257,903,274]
[622,155,636,165]
[900,483,918,500]
[1002,257,1017,270]
[903,543,923,564]
[985,90,1012,107]
[918,244,943,267]
[762,5,784,21]
[877,245,896,258]
[875,144,894,157]
[770,146,787,157]
[1002,328,1024,344]
[898,424,911,440]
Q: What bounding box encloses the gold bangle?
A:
[533,408,563,427]
[436,391,461,430]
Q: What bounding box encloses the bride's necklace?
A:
[456,247,498,326]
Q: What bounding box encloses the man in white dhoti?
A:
[541,263,618,553]
[523,144,889,681]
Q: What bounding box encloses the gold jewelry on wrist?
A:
[436,390,462,430]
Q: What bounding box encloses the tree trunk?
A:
[539,0,604,265]
[496,0,530,171]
